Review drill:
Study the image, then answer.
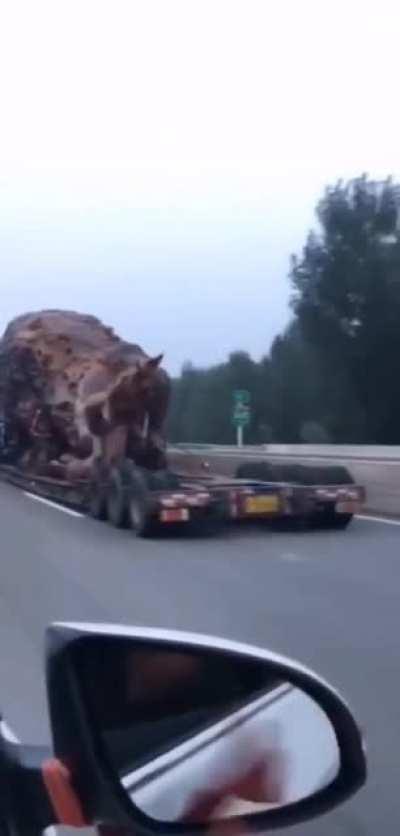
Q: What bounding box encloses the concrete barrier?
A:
[174,443,400,461]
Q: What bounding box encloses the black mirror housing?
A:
[46,624,366,833]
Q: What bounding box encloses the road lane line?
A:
[24,492,84,518]
[0,719,19,742]
[356,514,400,526]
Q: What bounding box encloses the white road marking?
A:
[356,514,400,527]
[281,552,304,562]
[0,719,19,742]
[24,492,84,518]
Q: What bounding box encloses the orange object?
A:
[41,757,88,827]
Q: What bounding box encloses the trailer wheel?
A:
[106,464,129,528]
[309,509,353,530]
[236,461,354,485]
[325,512,353,530]
[125,464,155,537]
[88,460,108,520]
[128,496,155,537]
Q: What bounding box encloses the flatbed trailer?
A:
[0,461,299,537]
[0,447,365,536]
[0,460,283,536]
[0,462,224,537]
[168,449,366,529]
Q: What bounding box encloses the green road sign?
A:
[232,403,251,427]
[233,389,251,406]
[233,390,251,427]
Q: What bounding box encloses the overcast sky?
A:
[0,1,398,373]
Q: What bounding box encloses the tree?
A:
[267,323,326,442]
[168,352,269,444]
[290,175,400,442]
[169,175,400,445]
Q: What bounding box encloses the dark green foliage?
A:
[291,175,400,442]
[168,175,400,444]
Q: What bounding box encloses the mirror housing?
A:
[46,624,366,832]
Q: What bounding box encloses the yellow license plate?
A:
[245,495,279,515]
[160,508,190,523]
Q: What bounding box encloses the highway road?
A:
[0,482,398,835]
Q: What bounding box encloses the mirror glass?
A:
[75,638,340,823]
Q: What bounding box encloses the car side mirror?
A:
[46,624,366,832]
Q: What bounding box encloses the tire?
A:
[310,510,353,530]
[125,464,156,537]
[236,461,314,483]
[128,494,155,537]
[236,460,354,486]
[88,460,108,520]
[106,463,129,528]
[326,512,353,530]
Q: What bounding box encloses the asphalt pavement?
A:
[0,481,398,834]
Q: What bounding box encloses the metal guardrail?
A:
[172,444,400,462]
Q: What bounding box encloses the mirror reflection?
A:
[76,639,340,823]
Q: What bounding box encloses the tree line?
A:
[167,176,400,445]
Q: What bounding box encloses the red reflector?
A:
[160,508,190,523]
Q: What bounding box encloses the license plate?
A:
[160,508,190,523]
[245,495,279,515]
[335,501,360,514]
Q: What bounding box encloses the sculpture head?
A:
[108,354,164,419]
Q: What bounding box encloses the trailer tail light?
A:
[185,492,211,507]
[160,508,190,523]
[315,485,365,503]
[160,492,211,509]
[160,494,188,508]
[315,488,338,501]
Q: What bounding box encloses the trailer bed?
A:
[168,448,366,529]
[0,458,365,536]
